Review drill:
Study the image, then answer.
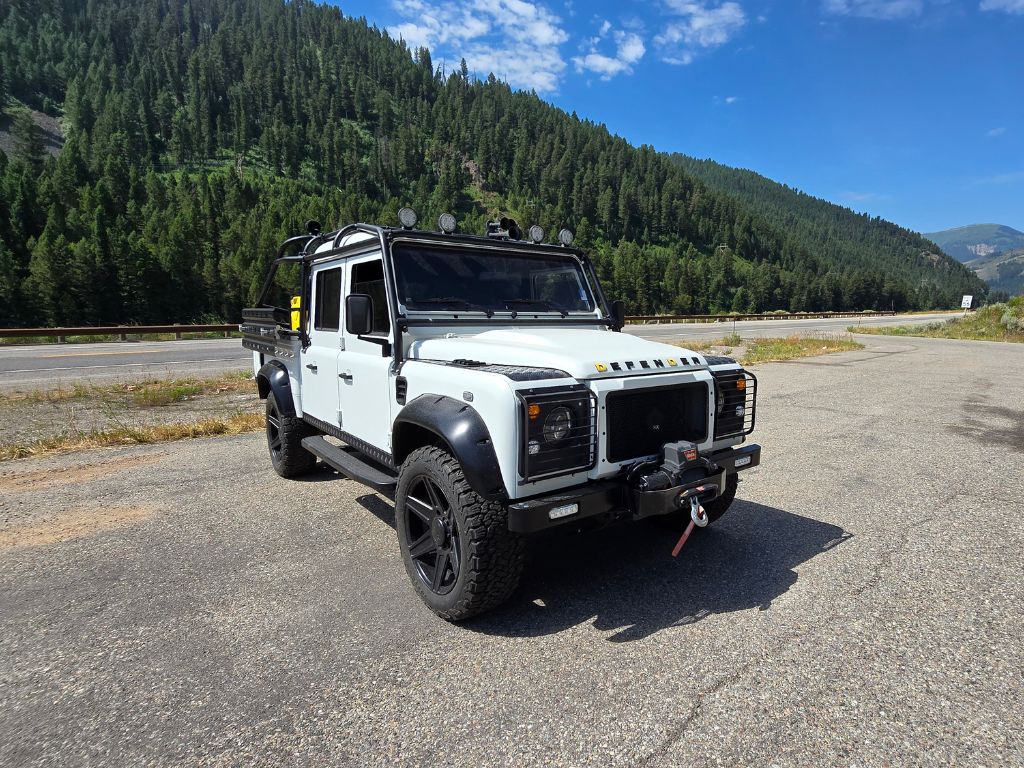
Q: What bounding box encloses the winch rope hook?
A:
[671,488,708,557]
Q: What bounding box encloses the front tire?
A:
[395,446,524,621]
[265,392,317,478]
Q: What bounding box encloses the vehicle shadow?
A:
[354,493,850,643]
[470,501,851,642]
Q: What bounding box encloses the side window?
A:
[351,259,391,335]
[314,267,342,331]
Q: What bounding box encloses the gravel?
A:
[1,334,1022,766]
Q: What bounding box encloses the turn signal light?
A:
[528,404,541,420]
[736,378,747,391]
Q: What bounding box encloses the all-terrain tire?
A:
[265,391,317,478]
[395,446,525,621]
[658,472,739,531]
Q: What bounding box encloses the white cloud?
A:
[654,1,747,65]
[572,21,646,80]
[987,126,1007,138]
[387,0,569,93]
[724,95,739,103]
[980,0,1024,12]
[822,0,924,19]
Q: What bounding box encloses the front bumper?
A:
[507,444,761,533]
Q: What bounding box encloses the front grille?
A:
[605,383,708,463]
[518,386,598,481]
[713,369,757,438]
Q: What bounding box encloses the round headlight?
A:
[542,407,572,443]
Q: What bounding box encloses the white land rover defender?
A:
[242,210,760,621]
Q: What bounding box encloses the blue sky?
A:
[335,1,1024,234]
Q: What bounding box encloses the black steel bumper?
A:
[506,444,761,533]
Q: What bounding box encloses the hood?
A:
[408,328,707,380]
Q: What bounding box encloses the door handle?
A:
[339,372,353,382]
[305,363,318,372]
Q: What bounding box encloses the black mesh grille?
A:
[713,369,757,438]
[605,383,708,463]
[518,386,598,481]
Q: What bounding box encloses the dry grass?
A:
[0,370,252,407]
[0,412,264,462]
[850,298,1024,344]
[740,334,863,364]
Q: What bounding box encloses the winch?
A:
[629,440,726,520]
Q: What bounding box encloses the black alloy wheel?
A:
[403,475,462,595]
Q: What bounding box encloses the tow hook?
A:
[671,487,709,557]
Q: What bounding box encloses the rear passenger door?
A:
[301,261,344,426]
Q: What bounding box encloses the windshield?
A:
[392,244,597,314]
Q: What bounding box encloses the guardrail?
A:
[0,311,900,341]
[623,311,897,324]
[0,324,238,341]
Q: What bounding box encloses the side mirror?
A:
[611,300,626,331]
[346,294,373,336]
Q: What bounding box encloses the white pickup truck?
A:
[242,211,760,620]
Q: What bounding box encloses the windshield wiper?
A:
[412,298,494,317]
[502,299,569,317]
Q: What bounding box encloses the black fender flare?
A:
[255,360,297,416]
[392,395,507,502]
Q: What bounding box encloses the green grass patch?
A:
[850,298,1024,343]
[740,334,863,365]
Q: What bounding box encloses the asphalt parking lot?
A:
[1,334,1022,766]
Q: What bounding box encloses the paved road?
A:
[1,334,1021,766]
[623,311,961,340]
[0,338,252,390]
[0,313,958,391]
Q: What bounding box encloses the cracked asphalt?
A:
[1,334,1022,766]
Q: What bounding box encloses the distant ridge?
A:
[924,224,1024,263]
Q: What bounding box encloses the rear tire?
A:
[396,446,524,621]
[265,392,317,478]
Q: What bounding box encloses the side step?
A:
[301,436,397,494]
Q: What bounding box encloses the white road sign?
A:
[961,295,973,309]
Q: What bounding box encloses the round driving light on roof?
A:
[557,228,574,246]
[528,224,545,243]
[398,207,418,229]
[438,212,457,233]
[542,406,572,443]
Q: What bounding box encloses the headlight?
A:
[716,386,725,414]
[542,407,572,442]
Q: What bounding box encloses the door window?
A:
[350,260,390,335]
[314,267,342,331]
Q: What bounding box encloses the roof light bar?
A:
[398,207,418,229]
[438,212,457,234]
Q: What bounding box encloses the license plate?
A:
[734,456,752,468]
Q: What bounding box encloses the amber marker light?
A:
[528,404,541,420]
[736,378,747,391]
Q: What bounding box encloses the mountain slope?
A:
[923,224,1024,263]
[0,0,987,326]
[966,248,1024,296]
[671,156,981,304]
